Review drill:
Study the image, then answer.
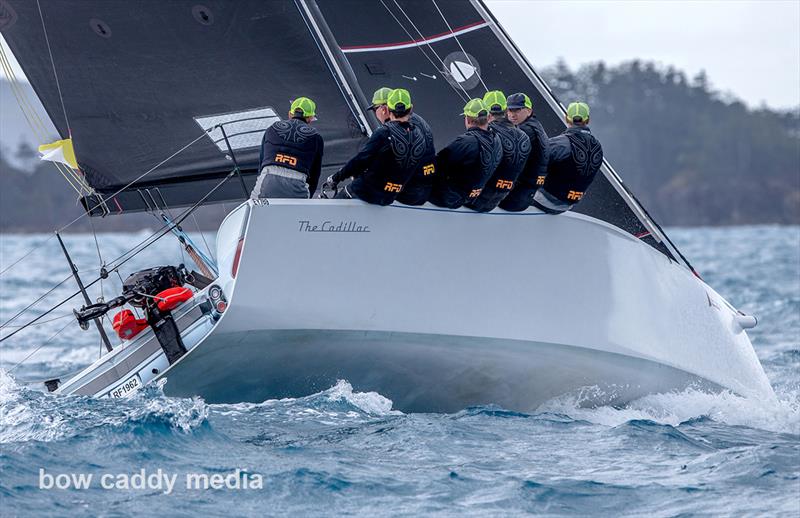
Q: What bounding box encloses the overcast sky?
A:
[487,0,800,110]
[2,1,799,110]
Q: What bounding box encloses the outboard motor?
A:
[123,266,191,364]
[75,265,194,364]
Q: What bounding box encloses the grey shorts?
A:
[251,166,310,199]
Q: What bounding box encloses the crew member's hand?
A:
[321,174,339,199]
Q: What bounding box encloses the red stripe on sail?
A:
[340,21,488,52]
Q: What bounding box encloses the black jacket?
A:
[466,118,531,212]
[259,117,324,195]
[396,113,437,206]
[514,115,549,193]
[334,120,427,205]
[542,126,603,204]
[430,127,502,209]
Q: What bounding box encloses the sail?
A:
[2,0,681,263]
[309,0,676,259]
[0,0,367,214]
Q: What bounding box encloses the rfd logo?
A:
[275,153,297,166]
[495,179,514,190]
[384,182,403,193]
[423,164,435,176]
[536,175,545,186]
[468,188,482,198]
[567,190,584,201]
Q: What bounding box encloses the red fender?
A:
[112,309,148,340]
[155,286,193,312]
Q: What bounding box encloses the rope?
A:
[6,319,73,374]
[382,0,470,102]
[0,42,89,195]
[430,0,488,93]
[35,0,70,132]
[0,166,240,345]
[0,44,49,139]
[0,130,210,279]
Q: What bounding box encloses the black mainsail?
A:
[0,0,686,265]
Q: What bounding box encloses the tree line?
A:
[541,60,799,226]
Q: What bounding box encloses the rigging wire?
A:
[382,0,470,102]
[0,131,210,279]
[35,0,71,132]
[7,319,73,374]
[0,165,241,345]
[0,312,72,330]
[191,212,215,262]
[87,216,106,302]
[0,274,73,331]
[430,0,488,93]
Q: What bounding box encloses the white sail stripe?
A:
[341,22,488,54]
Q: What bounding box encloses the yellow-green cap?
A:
[482,90,507,113]
[462,98,488,118]
[370,87,392,109]
[291,97,316,118]
[387,88,412,112]
[566,101,590,122]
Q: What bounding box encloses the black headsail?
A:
[1,0,368,214]
[308,0,685,264]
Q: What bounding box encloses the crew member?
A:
[366,86,437,205]
[500,93,549,211]
[251,97,324,199]
[466,90,530,212]
[324,89,426,205]
[429,99,502,209]
[533,101,603,214]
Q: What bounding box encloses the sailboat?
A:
[0,0,774,412]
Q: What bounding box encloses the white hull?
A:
[60,200,774,412]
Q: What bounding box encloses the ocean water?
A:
[0,226,798,516]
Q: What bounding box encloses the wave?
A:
[0,370,208,444]
[537,386,800,435]
[211,380,398,418]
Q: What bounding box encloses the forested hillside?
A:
[1,60,798,231]
[541,60,799,225]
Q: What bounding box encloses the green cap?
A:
[387,88,412,113]
[290,97,316,118]
[482,90,507,113]
[462,98,488,118]
[566,101,590,122]
[369,87,392,110]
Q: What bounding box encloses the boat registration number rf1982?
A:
[108,374,142,398]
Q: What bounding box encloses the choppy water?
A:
[1,226,798,516]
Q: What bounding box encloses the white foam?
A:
[324,379,397,415]
[539,386,800,435]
